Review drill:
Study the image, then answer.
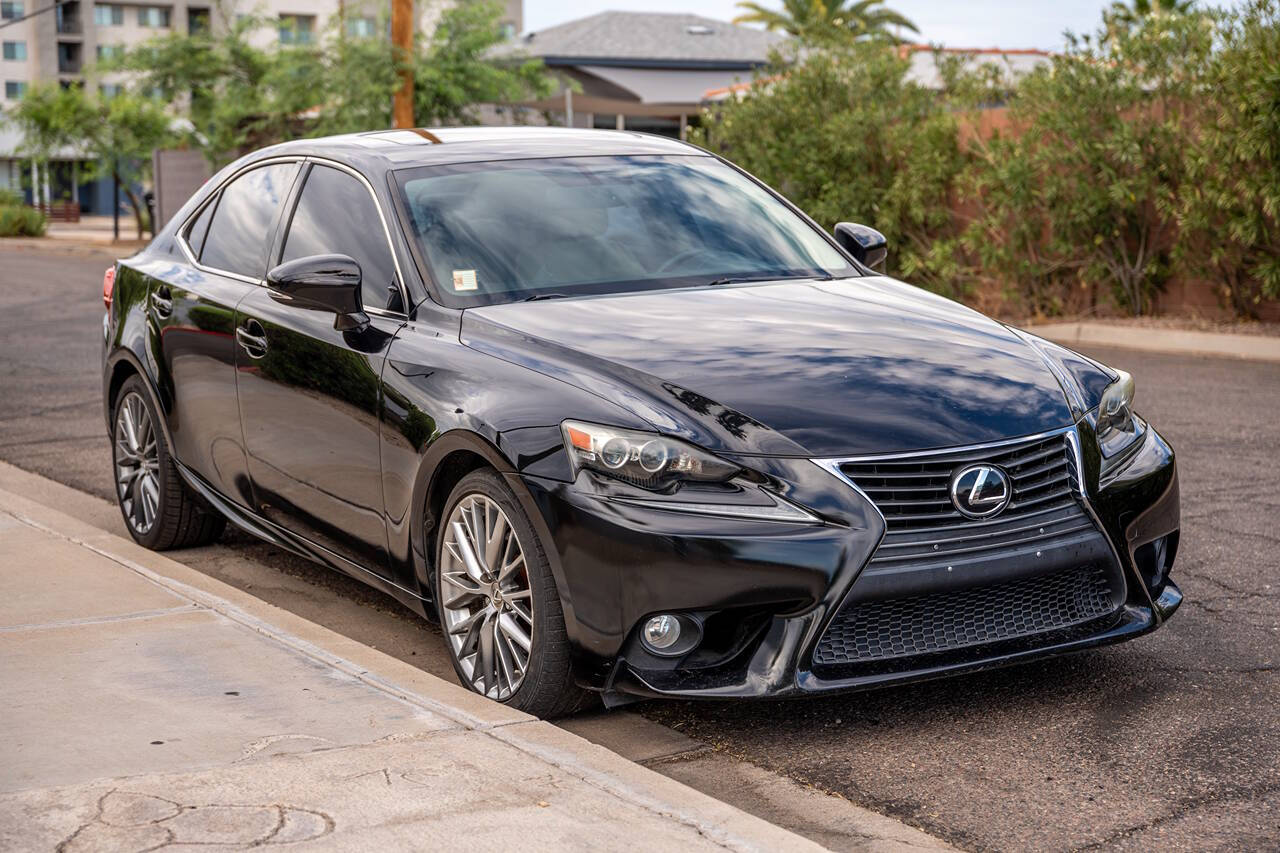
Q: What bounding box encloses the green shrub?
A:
[692,42,969,296]
[961,12,1213,316]
[1175,0,1280,317]
[0,203,48,237]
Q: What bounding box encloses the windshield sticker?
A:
[452,269,478,292]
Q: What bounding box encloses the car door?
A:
[234,161,407,577]
[152,158,301,509]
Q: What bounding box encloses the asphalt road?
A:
[2,243,1277,851]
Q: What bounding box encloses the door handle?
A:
[150,286,173,318]
[236,320,268,359]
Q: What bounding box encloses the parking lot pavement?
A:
[2,243,1278,850]
[0,480,835,853]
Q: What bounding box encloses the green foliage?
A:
[1175,0,1280,316]
[7,84,175,237]
[733,0,919,44]
[0,199,46,237]
[1107,0,1199,31]
[415,1,556,125]
[103,0,554,166]
[693,42,966,293]
[961,12,1215,315]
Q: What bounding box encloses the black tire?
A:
[434,469,587,718]
[111,376,226,550]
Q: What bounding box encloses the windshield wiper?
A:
[523,292,569,302]
[705,273,833,287]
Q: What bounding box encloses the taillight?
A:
[102,267,115,310]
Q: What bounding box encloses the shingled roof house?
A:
[490,11,787,139]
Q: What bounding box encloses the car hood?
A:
[461,277,1075,457]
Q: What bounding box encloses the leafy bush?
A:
[1175,0,1280,317]
[692,41,969,295]
[0,203,47,237]
[961,12,1213,316]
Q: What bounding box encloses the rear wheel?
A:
[435,469,586,718]
[111,376,225,550]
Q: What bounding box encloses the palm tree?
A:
[733,0,920,44]
[1107,0,1197,27]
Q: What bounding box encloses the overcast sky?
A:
[522,1,1224,51]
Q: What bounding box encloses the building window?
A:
[56,41,81,73]
[499,22,515,39]
[278,14,314,45]
[95,43,122,61]
[2,40,25,60]
[136,6,170,28]
[345,15,376,38]
[0,2,23,20]
[99,82,122,97]
[187,6,208,34]
[93,3,122,25]
[4,80,26,99]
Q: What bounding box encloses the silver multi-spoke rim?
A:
[114,392,161,535]
[439,494,533,701]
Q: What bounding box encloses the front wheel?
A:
[435,469,586,718]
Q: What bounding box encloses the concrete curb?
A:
[0,479,840,852]
[1026,321,1280,362]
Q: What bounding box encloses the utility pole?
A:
[391,0,414,128]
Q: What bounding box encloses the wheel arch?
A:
[408,428,582,646]
[103,349,175,453]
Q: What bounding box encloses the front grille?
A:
[839,432,1077,534]
[813,565,1119,666]
[841,432,1093,568]
[814,431,1124,673]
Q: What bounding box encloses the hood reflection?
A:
[464,277,1075,457]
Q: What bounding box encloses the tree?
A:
[1107,0,1197,28]
[1175,0,1280,316]
[7,85,175,237]
[694,41,966,293]
[733,0,919,44]
[414,0,556,126]
[959,13,1214,315]
[104,0,555,166]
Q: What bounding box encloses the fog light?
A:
[643,614,681,651]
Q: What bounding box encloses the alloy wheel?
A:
[114,391,161,535]
[439,493,534,700]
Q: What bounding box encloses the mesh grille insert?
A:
[814,565,1119,667]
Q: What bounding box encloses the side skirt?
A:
[173,460,431,618]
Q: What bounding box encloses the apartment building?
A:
[0,0,522,213]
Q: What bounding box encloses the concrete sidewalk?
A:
[1026,320,1280,362]
[0,486,837,851]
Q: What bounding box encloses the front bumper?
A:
[519,422,1181,702]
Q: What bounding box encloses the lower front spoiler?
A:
[609,585,1177,702]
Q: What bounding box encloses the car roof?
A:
[253,126,707,173]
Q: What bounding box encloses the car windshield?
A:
[394,154,858,307]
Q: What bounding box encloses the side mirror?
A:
[266,254,368,331]
[833,222,887,272]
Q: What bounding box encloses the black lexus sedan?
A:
[101,127,1181,717]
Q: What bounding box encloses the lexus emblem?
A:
[950,464,1011,519]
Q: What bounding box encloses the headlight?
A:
[561,420,740,490]
[1096,369,1145,461]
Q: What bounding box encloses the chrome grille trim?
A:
[830,429,1078,536]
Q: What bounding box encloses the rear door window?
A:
[201,162,299,279]
[184,196,216,259]
[281,164,400,312]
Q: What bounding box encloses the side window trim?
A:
[298,156,409,318]
[181,192,220,262]
[175,156,304,285]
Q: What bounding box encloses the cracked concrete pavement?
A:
[1,243,1277,850]
[0,487,847,852]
